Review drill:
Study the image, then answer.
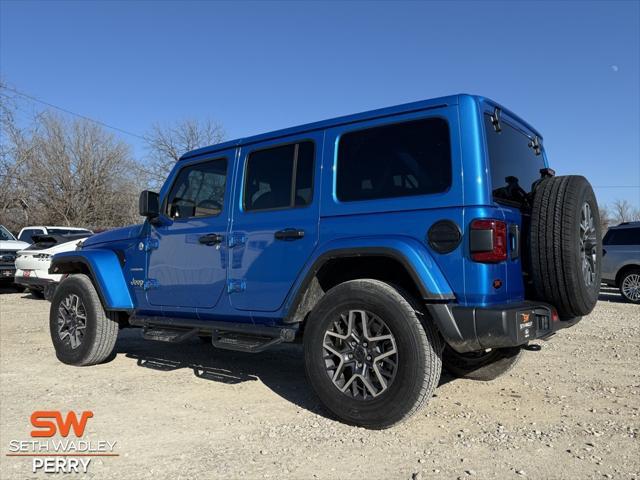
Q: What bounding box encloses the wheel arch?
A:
[50,250,134,311]
[283,240,455,325]
[615,263,640,287]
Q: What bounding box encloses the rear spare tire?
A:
[530,175,601,318]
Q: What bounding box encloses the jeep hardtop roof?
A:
[181,94,544,162]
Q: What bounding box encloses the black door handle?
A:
[274,228,305,241]
[199,233,223,246]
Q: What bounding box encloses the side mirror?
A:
[139,190,160,218]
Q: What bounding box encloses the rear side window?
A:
[484,114,545,203]
[165,158,227,218]
[603,227,640,245]
[244,141,315,211]
[336,118,451,202]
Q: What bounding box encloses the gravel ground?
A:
[1,286,638,479]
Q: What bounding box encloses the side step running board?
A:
[131,315,298,353]
[143,327,198,343]
[211,330,284,353]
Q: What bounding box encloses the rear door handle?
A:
[274,228,305,241]
[199,233,223,246]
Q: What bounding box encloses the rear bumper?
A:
[13,275,56,288]
[428,301,581,353]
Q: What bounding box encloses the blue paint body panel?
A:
[51,94,550,328]
[52,249,135,310]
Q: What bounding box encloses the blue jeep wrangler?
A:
[49,94,601,428]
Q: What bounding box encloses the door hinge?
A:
[228,233,247,248]
[227,279,246,293]
[139,238,159,252]
[143,278,159,291]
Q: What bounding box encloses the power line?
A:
[0,85,147,141]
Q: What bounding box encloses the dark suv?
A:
[48,95,601,428]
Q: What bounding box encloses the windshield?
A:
[484,114,545,205]
[0,225,16,241]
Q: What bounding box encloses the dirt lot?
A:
[0,286,638,480]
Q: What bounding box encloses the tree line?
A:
[600,200,640,231]
[1,83,638,234]
[0,84,224,232]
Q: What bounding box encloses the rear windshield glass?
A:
[603,227,640,245]
[484,114,545,203]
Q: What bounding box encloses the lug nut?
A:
[362,342,368,347]
[348,353,354,359]
[366,355,372,361]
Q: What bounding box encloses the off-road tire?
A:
[530,175,601,318]
[304,279,442,429]
[49,274,118,366]
[442,345,522,381]
[619,268,640,304]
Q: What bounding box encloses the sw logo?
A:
[7,410,117,474]
[30,410,93,438]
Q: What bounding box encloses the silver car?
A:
[602,222,640,303]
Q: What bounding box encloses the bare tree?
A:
[599,206,612,232]
[610,199,640,226]
[144,119,225,187]
[1,109,141,230]
[0,85,33,230]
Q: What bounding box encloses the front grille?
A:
[0,251,17,265]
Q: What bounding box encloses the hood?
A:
[19,238,86,255]
[0,240,30,251]
[82,225,143,247]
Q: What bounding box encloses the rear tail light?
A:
[469,219,507,263]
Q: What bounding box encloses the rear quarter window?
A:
[336,117,451,202]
